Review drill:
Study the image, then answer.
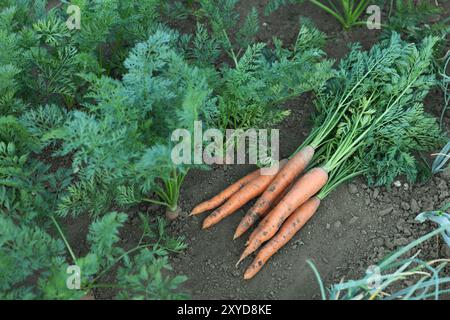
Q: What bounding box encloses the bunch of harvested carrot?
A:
[190,34,441,279]
[242,160,364,279]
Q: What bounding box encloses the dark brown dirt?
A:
[166,0,450,300]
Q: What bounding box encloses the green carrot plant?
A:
[212,24,334,131]
[386,0,449,47]
[182,3,335,132]
[51,28,214,219]
[0,117,188,299]
[296,33,444,187]
[383,0,449,74]
[0,0,189,110]
[0,212,188,299]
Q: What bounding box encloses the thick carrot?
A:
[202,160,288,229]
[233,181,293,240]
[190,169,261,216]
[238,167,328,264]
[240,146,314,236]
[243,197,321,280]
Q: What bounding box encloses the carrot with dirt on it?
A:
[238,166,329,263]
[234,146,315,239]
[234,180,294,240]
[202,160,288,229]
[190,168,261,216]
[244,196,321,280]
[242,160,365,277]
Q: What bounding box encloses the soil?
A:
[80,1,450,299]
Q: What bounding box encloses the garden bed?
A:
[2,0,449,300]
[166,0,450,300]
[86,0,450,300]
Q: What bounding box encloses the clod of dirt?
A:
[437,179,448,191]
[333,221,342,229]
[393,237,409,247]
[349,216,359,224]
[401,201,410,211]
[441,246,450,257]
[441,168,450,181]
[379,206,393,216]
[410,199,420,213]
[372,188,380,200]
[348,183,358,194]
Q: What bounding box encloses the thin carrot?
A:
[240,146,315,236]
[237,167,328,264]
[233,180,293,240]
[202,160,288,229]
[243,197,321,280]
[190,169,261,216]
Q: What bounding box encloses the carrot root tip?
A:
[202,222,210,229]
[243,273,253,280]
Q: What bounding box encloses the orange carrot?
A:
[190,169,261,216]
[240,146,314,236]
[233,181,293,240]
[202,160,288,229]
[243,197,321,280]
[238,167,328,264]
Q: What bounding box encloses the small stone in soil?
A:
[402,227,412,236]
[440,245,450,257]
[410,198,420,213]
[439,191,449,200]
[348,183,358,194]
[385,239,394,250]
[437,179,448,191]
[334,221,342,229]
[349,216,359,224]
[374,238,384,247]
[401,201,410,211]
[372,188,379,199]
[394,237,409,246]
[379,206,393,216]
